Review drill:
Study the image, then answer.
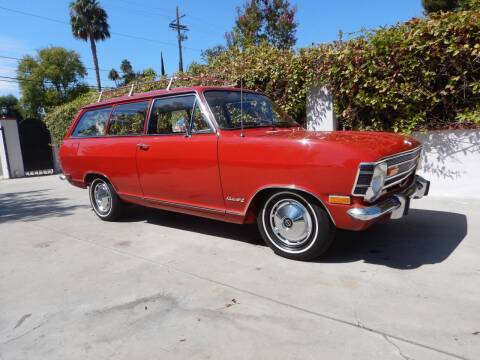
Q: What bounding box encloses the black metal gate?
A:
[18,119,54,176]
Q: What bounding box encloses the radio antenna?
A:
[240,76,244,137]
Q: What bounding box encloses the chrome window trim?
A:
[146,92,216,136]
[106,100,150,136]
[70,106,113,138]
[201,89,297,132]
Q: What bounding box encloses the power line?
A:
[0,5,201,52]
[0,55,113,85]
[111,0,218,30]
[103,0,216,34]
[0,75,109,90]
[0,54,111,73]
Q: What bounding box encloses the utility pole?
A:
[169,6,188,73]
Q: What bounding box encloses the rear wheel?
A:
[257,191,335,261]
[89,178,122,221]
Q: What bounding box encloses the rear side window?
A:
[148,95,210,135]
[108,101,149,136]
[71,107,111,137]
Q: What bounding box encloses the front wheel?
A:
[89,178,123,221]
[257,191,335,261]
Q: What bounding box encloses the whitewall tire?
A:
[89,178,122,221]
[257,191,335,261]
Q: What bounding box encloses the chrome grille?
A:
[383,147,422,189]
[352,146,422,198]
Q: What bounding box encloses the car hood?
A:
[257,128,421,161]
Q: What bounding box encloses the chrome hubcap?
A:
[93,182,111,214]
[269,199,312,247]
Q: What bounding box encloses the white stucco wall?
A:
[0,118,25,178]
[413,129,480,199]
[306,85,337,131]
[0,125,9,178]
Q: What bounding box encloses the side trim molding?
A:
[120,193,225,215]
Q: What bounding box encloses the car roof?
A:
[82,86,258,109]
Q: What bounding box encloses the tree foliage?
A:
[422,0,480,13]
[108,59,157,86]
[230,0,297,49]
[422,0,459,13]
[108,68,120,85]
[0,95,22,120]
[17,47,87,119]
[201,45,227,63]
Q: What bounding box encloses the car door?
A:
[136,93,225,213]
[96,101,149,197]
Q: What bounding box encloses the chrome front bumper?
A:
[347,175,430,221]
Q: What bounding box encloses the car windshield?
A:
[204,90,298,130]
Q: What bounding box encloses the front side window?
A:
[204,90,297,130]
[108,101,149,136]
[148,95,210,135]
[72,107,111,137]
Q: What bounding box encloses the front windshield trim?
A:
[203,90,298,130]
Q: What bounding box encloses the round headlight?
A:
[365,162,387,202]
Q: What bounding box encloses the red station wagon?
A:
[59,86,430,260]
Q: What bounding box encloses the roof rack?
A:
[96,75,236,102]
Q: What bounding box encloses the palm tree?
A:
[70,0,110,91]
[120,59,135,84]
[108,68,120,87]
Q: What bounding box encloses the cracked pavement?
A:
[0,176,479,359]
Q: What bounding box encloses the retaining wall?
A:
[413,129,480,199]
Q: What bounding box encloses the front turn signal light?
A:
[328,195,351,205]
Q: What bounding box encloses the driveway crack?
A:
[384,335,414,360]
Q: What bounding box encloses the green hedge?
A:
[45,9,480,142]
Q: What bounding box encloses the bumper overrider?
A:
[347,175,430,221]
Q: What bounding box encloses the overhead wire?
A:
[0,55,113,88]
[0,5,202,52]
[0,75,111,90]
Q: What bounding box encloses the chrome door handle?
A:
[137,143,150,150]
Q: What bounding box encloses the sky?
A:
[0,0,424,97]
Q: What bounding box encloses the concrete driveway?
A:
[0,175,478,360]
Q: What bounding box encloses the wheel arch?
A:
[84,172,118,192]
[244,186,336,226]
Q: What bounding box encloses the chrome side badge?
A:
[226,196,245,203]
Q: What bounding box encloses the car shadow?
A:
[319,209,468,269]
[121,207,467,269]
[122,206,264,246]
[0,189,90,224]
